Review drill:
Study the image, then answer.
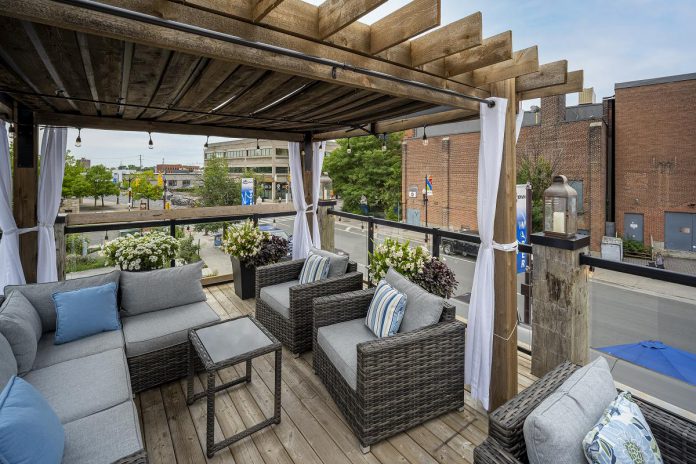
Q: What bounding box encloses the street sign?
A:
[241,178,254,206]
[516,184,529,274]
[408,186,418,198]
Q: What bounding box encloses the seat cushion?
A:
[0,291,42,374]
[524,357,618,464]
[299,253,330,284]
[259,280,300,319]
[365,280,407,338]
[385,268,445,333]
[53,282,121,345]
[4,270,120,333]
[317,318,377,390]
[120,262,206,316]
[63,400,143,464]
[0,333,16,390]
[23,348,131,424]
[122,301,220,358]
[310,246,349,277]
[33,330,124,370]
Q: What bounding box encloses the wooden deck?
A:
[135,283,538,464]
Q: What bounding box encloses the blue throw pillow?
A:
[53,282,121,345]
[365,280,407,338]
[298,253,331,284]
[0,376,64,463]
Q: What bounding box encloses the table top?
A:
[191,316,279,367]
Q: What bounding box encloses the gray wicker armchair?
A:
[312,288,466,452]
[474,361,696,464]
[255,258,363,355]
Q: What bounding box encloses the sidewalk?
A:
[590,267,696,302]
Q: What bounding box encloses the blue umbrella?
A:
[597,340,696,386]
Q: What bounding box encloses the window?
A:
[247,167,272,173]
[167,180,177,187]
[276,148,289,157]
[182,180,191,187]
[228,167,244,173]
[275,167,289,174]
[568,180,584,213]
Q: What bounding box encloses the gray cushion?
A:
[0,290,42,374]
[317,318,377,390]
[33,329,124,370]
[63,400,143,464]
[385,268,445,333]
[120,262,206,316]
[0,332,17,389]
[24,348,132,423]
[310,246,349,278]
[259,280,300,319]
[122,300,219,357]
[4,270,120,332]
[524,357,617,464]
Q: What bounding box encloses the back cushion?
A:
[120,262,206,316]
[385,268,445,333]
[4,270,120,333]
[0,291,42,374]
[524,357,617,464]
[0,333,17,389]
[310,247,349,278]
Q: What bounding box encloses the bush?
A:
[177,235,201,264]
[102,231,179,271]
[221,220,289,267]
[412,258,458,298]
[623,238,651,255]
[66,234,88,255]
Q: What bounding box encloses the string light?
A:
[75,128,82,147]
[382,133,387,151]
[422,126,429,146]
[148,132,154,149]
[256,138,260,150]
[204,135,209,148]
[346,137,351,154]
[8,124,15,134]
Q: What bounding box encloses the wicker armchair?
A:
[255,258,363,355]
[474,361,696,464]
[313,288,466,452]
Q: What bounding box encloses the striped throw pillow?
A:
[365,280,407,338]
[298,253,331,284]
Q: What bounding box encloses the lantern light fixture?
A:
[543,175,578,238]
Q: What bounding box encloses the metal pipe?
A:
[54,0,495,108]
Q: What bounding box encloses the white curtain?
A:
[515,105,524,143]
[288,142,312,259]
[465,97,508,411]
[311,141,326,249]
[0,121,25,294]
[37,127,67,283]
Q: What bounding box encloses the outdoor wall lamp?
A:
[543,175,578,238]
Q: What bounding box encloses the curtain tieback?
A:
[492,240,518,252]
[494,320,518,342]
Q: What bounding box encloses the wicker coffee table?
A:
[186,315,282,458]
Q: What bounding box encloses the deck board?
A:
[136,283,537,464]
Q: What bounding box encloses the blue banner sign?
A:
[241,178,254,206]
[516,184,529,274]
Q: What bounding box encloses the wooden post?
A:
[489,79,518,411]
[302,132,314,240]
[317,202,335,252]
[54,215,66,281]
[13,102,38,283]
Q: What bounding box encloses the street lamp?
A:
[422,187,429,243]
[127,175,133,211]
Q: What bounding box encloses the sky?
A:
[28,0,696,167]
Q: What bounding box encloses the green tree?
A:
[197,158,239,207]
[131,170,164,207]
[323,133,403,220]
[517,156,554,232]
[62,154,91,200]
[86,164,119,207]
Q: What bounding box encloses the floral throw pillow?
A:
[582,392,662,464]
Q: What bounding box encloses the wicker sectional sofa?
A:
[0,265,220,464]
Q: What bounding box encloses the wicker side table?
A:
[187,315,282,458]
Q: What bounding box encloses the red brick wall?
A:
[614,78,696,246]
[402,95,606,250]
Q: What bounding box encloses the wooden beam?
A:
[35,112,305,141]
[0,0,484,110]
[252,0,286,22]
[453,46,539,87]
[410,12,481,67]
[490,78,518,411]
[426,31,512,77]
[516,59,567,92]
[370,0,441,54]
[518,70,583,100]
[318,0,386,39]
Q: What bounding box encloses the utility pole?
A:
[139,154,142,170]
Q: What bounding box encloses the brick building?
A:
[402,94,607,250]
[613,74,696,252]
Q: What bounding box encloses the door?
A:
[406,208,421,226]
[623,213,644,242]
[665,213,696,252]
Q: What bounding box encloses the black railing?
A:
[580,253,696,288]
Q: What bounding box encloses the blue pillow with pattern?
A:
[582,392,662,464]
[298,253,331,284]
[365,280,407,338]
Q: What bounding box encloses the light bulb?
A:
[75,128,82,147]
[148,132,154,149]
[382,133,387,151]
[422,127,428,146]
[256,138,260,150]
[347,138,351,154]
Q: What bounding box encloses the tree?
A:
[62,154,91,201]
[517,156,554,232]
[85,164,119,207]
[131,170,164,207]
[323,133,403,220]
[197,158,239,207]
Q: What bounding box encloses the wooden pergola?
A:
[0,0,583,411]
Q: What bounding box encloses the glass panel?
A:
[65,230,119,279]
[332,215,368,281]
[257,215,294,262]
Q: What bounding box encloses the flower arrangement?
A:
[102,231,179,271]
[370,237,457,298]
[221,221,289,267]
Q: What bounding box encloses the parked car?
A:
[441,237,479,257]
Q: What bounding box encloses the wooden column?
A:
[13,102,38,283]
[317,202,335,252]
[489,79,518,411]
[302,132,314,240]
[54,215,67,281]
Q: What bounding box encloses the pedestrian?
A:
[359,195,369,215]
[655,252,665,269]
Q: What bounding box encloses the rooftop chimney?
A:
[578,87,596,105]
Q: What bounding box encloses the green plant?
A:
[221,220,288,267]
[130,170,164,203]
[62,154,90,200]
[623,238,651,255]
[66,234,88,255]
[86,164,119,207]
[102,231,179,271]
[66,254,109,273]
[177,235,201,264]
[517,156,554,232]
[412,258,458,298]
[198,158,239,206]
